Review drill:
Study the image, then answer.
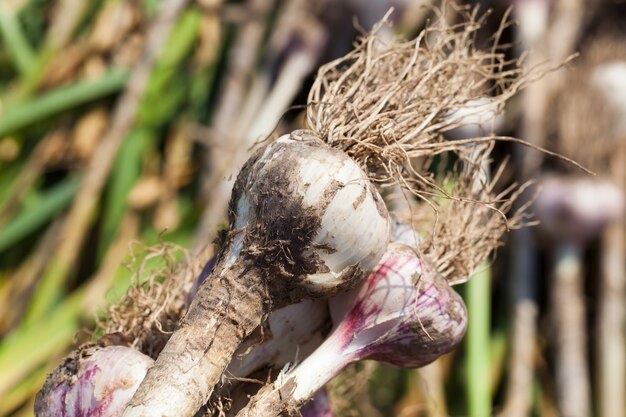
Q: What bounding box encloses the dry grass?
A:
[96,240,203,359]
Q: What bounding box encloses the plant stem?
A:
[501,227,538,417]
[0,71,128,137]
[0,290,83,397]
[0,3,36,76]
[97,129,148,261]
[417,361,448,417]
[0,177,79,253]
[465,263,491,417]
[236,319,354,417]
[597,222,626,417]
[597,148,626,417]
[552,244,590,417]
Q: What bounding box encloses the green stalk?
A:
[11,46,56,101]
[0,363,48,415]
[97,129,149,261]
[138,9,200,128]
[0,71,128,137]
[0,290,83,398]
[465,262,491,417]
[0,177,79,253]
[490,328,508,396]
[0,3,36,76]
[0,162,25,214]
[24,255,73,323]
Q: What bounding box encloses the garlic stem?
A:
[283,328,354,402]
[228,299,329,379]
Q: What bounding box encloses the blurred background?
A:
[1,0,625,416]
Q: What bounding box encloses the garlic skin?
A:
[35,345,154,417]
[301,389,334,417]
[185,256,217,308]
[325,243,467,372]
[389,215,421,247]
[329,216,420,325]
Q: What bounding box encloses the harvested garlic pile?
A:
[38,5,531,416]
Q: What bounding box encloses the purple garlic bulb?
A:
[35,345,154,417]
[235,243,467,416]
[327,243,467,369]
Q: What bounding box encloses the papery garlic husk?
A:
[35,345,154,417]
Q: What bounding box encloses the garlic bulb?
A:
[222,130,390,302]
[35,345,153,417]
[124,130,390,417]
[236,243,467,416]
[535,175,625,245]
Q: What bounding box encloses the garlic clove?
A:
[329,218,421,326]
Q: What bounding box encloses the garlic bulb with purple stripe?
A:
[35,345,153,417]
[236,243,467,416]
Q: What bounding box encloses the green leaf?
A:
[0,177,79,253]
[0,71,128,137]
